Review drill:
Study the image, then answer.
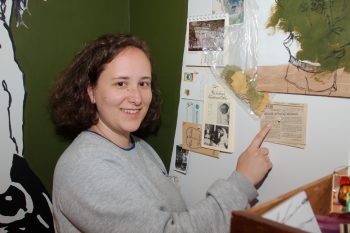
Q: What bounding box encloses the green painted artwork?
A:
[267,0,350,72]
[256,0,350,97]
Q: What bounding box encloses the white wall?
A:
[169,0,350,206]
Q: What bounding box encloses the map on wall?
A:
[256,0,350,97]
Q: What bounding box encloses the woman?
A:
[50,33,272,233]
[217,103,230,125]
[217,127,229,149]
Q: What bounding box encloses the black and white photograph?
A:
[217,102,230,125]
[174,145,190,174]
[203,124,229,150]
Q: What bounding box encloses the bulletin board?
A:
[169,0,350,206]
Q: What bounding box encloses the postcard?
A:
[185,13,229,67]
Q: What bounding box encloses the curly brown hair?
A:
[50,33,161,138]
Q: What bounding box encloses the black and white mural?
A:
[0,0,54,232]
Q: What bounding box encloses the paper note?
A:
[180,71,204,100]
[261,102,307,148]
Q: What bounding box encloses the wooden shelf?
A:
[230,169,347,233]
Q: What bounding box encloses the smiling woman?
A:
[50,34,161,139]
[87,47,153,148]
[50,33,273,233]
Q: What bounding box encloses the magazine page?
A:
[201,84,235,153]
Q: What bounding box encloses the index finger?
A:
[249,123,272,149]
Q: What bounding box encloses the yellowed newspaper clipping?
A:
[261,102,307,148]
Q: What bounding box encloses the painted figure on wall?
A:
[256,0,350,97]
[0,0,53,232]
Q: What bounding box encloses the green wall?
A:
[130,1,187,168]
[12,0,187,192]
[13,0,130,192]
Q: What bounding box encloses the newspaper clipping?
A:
[261,102,307,148]
[202,84,235,153]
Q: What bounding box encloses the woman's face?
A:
[87,47,152,138]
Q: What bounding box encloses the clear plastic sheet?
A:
[208,0,270,118]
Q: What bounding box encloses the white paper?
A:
[263,191,321,233]
[180,70,205,100]
[201,84,235,152]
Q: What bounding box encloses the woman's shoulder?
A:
[56,131,120,167]
[54,131,132,181]
[65,131,109,154]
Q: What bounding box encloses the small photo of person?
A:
[209,125,229,149]
[214,126,229,150]
[217,102,230,125]
[203,124,214,146]
[175,145,190,174]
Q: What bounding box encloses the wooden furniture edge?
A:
[247,171,337,215]
[231,211,309,233]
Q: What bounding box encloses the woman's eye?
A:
[140,81,151,87]
[116,82,125,87]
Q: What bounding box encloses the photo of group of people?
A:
[203,124,229,150]
[188,18,225,52]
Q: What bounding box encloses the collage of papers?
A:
[175,0,310,175]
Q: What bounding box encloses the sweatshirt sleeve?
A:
[53,149,257,233]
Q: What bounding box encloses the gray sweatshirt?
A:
[52,131,257,233]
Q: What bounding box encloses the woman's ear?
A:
[87,85,96,104]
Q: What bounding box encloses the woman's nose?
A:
[127,87,142,104]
